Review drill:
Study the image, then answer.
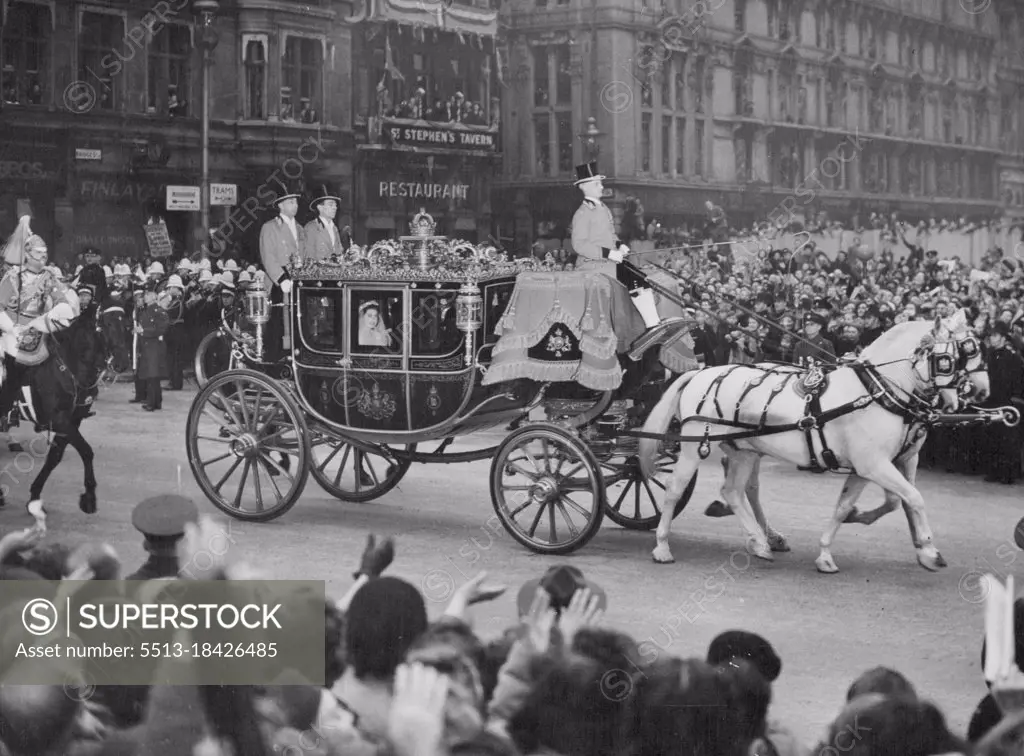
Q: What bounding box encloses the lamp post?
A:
[580,116,602,162]
[194,0,220,258]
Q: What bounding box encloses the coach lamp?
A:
[246,287,271,358]
[456,282,483,366]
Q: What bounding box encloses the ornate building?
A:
[495,0,1017,247]
[0,0,354,263]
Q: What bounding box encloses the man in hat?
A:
[569,161,686,355]
[133,283,170,411]
[794,312,836,367]
[983,321,1024,484]
[0,216,81,422]
[76,247,110,306]
[124,494,199,580]
[161,274,186,391]
[304,185,345,261]
[259,186,305,362]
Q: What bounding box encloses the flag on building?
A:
[385,33,405,81]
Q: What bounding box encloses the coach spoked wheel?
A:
[309,423,415,503]
[490,423,605,555]
[600,445,696,531]
[186,369,311,521]
[194,330,237,389]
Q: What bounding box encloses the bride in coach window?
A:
[358,301,395,348]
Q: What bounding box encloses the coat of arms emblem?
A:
[426,385,442,414]
[356,382,397,421]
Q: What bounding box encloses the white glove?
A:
[280,279,293,295]
[617,243,630,256]
[608,249,624,263]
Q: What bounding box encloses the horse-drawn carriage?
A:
[186,209,1022,564]
[186,209,697,554]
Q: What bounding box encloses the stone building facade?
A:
[495,0,1019,248]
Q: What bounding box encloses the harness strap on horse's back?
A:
[732,370,773,424]
[696,364,742,419]
[757,374,794,430]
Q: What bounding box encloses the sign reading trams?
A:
[384,123,497,152]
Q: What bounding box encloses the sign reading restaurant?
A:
[378,181,470,200]
[385,123,497,152]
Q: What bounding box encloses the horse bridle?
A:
[911,331,984,399]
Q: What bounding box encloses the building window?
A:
[533,47,549,106]
[147,23,190,116]
[79,12,124,111]
[534,115,550,175]
[2,1,50,105]
[244,39,266,120]
[641,112,652,172]
[662,116,672,174]
[554,45,571,106]
[693,57,704,113]
[675,56,687,111]
[661,57,673,109]
[695,120,704,177]
[557,116,573,173]
[283,37,322,123]
[676,117,685,175]
[734,0,746,31]
[766,0,777,36]
[734,136,750,181]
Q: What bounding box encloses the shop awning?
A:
[368,0,498,38]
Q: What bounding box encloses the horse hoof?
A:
[79,492,97,515]
[747,538,774,561]
[652,544,675,564]
[767,532,791,552]
[704,500,733,518]
[842,507,862,524]
[816,554,840,574]
[917,549,944,572]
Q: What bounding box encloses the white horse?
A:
[697,310,991,572]
[638,315,981,572]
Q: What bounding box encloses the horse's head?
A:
[98,307,131,375]
[912,309,988,412]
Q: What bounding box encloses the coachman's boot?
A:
[627,288,691,361]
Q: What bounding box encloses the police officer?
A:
[984,321,1024,484]
[76,247,110,306]
[124,494,199,580]
[134,283,170,411]
[793,312,836,367]
[161,273,186,391]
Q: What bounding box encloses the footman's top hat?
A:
[517,565,607,617]
[573,161,605,186]
[310,184,342,210]
[273,179,302,205]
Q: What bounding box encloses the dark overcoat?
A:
[137,303,169,379]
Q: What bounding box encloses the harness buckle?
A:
[797,415,818,431]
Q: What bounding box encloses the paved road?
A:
[0,381,1020,744]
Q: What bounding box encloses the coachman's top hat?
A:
[273,179,302,206]
[310,184,341,210]
[573,161,605,186]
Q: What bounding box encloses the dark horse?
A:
[0,309,115,514]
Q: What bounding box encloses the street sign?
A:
[210,183,237,206]
[166,185,200,211]
[75,148,102,161]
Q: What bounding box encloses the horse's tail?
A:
[638,370,699,479]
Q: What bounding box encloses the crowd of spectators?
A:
[377,81,498,127]
[3,524,1024,756]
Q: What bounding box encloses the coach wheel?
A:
[600,445,695,531]
[309,424,414,503]
[490,423,605,555]
[194,330,237,389]
[186,369,311,522]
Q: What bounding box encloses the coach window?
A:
[2,1,52,106]
[352,292,404,355]
[411,291,461,356]
[300,289,344,352]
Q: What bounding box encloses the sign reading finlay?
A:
[210,183,238,206]
[166,185,200,211]
[75,149,102,161]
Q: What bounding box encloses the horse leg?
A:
[742,457,790,552]
[704,450,734,518]
[652,444,702,564]
[861,458,943,571]
[65,423,97,514]
[816,475,870,574]
[898,452,941,564]
[27,435,69,517]
[720,450,772,560]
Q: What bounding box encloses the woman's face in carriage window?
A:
[363,307,380,328]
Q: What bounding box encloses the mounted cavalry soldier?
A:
[259,181,305,362]
[569,161,686,355]
[0,216,81,424]
[303,184,345,261]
